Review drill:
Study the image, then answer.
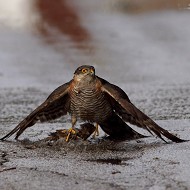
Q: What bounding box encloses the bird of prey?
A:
[0,65,185,143]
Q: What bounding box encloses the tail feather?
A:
[99,113,146,141]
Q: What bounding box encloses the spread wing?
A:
[1,81,72,140]
[99,77,185,143]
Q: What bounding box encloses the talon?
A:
[65,128,76,142]
[93,124,99,138]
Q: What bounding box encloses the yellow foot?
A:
[93,124,99,138]
[65,128,77,142]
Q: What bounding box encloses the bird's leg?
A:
[65,117,77,142]
[93,123,99,138]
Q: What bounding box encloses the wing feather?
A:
[1,81,72,140]
[99,77,185,143]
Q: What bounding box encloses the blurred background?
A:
[0,0,190,88]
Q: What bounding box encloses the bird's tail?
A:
[99,113,146,141]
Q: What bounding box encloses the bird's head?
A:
[73,65,95,82]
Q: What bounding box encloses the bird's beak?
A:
[90,69,94,75]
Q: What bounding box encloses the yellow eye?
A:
[82,68,88,73]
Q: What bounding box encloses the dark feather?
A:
[99,77,186,143]
[1,81,71,140]
[100,112,146,141]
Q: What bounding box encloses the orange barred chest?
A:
[69,85,112,123]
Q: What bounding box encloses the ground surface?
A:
[0,1,190,190]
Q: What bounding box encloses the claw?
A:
[93,123,99,138]
[65,128,77,142]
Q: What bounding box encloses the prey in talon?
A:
[49,123,96,141]
[1,65,186,143]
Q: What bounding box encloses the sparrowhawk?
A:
[0,65,185,143]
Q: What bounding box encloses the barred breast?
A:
[69,81,112,123]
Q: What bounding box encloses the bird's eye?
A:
[82,68,88,73]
